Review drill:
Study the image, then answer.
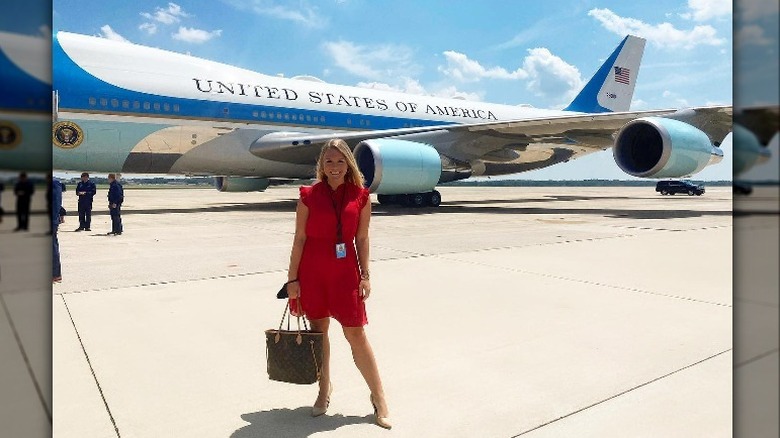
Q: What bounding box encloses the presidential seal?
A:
[0,121,22,150]
[53,121,84,149]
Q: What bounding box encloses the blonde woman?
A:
[286,138,391,429]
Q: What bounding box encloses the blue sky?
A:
[22,1,761,180]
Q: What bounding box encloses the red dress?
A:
[291,181,370,327]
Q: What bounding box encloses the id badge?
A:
[335,243,347,259]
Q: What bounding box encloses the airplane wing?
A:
[249,105,732,167]
[735,106,779,146]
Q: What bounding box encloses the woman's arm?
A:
[286,199,308,299]
[355,199,372,300]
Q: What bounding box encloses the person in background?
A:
[13,171,34,232]
[75,172,96,232]
[52,176,63,283]
[107,173,124,235]
[0,180,5,223]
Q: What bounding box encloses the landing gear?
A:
[377,190,442,207]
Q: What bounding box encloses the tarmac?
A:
[0,184,760,437]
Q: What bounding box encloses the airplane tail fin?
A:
[564,35,645,113]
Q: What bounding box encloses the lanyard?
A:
[330,185,347,243]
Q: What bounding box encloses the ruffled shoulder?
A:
[299,185,314,206]
[357,187,370,209]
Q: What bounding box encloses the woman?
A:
[286,138,391,429]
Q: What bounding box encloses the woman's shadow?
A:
[231,407,370,438]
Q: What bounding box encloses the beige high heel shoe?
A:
[370,394,392,429]
[311,383,332,417]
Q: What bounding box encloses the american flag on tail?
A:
[614,66,630,84]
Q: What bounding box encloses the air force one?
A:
[4,31,735,205]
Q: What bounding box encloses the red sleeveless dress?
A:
[290,181,370,327]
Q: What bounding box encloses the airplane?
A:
[43,31,732,206]
[0,30,51,172]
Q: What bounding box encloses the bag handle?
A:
[274,299,309,345]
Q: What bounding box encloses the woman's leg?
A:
[310,317,331,407]
[342,327,389,416]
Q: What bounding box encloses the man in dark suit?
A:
[13,172,34,231]
[107,173,124,235]
[75,172,97,231]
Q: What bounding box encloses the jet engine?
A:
[354,139,442,195]
[214,177,270,192]
[613,117,723,178]
[733,124,771,176]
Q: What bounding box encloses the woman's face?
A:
[322,147,348,185]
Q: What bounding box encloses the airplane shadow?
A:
[230,407,370,438]
[77,195,731,220]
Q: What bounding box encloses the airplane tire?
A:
[427,190,441,207]
[660,190,668,195]
[688,190,694,196]
[377,194,392,205]
[410,193,425,207]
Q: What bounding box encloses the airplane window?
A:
[306,115,311,122]
[163,103,170,111]
[100,98,108,106]
[320,116,325,122]
[359,120,364,126]
[111,99,119,107]
[223,108,229,115]
[89,97,96,106]
[253,111,259,117]
[291,114,297,121]
[133,101,140,109]
[143,102,150,110]
[153,103,161,111]
[284,113,290,120]
[122,100,129,109]
[260,111,266,118]
[299,114,304,120]
[173,104,179,112]
[276,113,282,119]
[365,120,370,127]
[347,119,352,125]
[268,113,274,119]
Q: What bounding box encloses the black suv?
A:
[656,180,705,196]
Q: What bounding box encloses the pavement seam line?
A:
[0,290,52,423]
[735,348,779,368]
[56,234,635,295]
[510,348,733,437]
[437,255,732,308]
[60,294,122,438]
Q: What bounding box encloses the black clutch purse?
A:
[276,279,298,299]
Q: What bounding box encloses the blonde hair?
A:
[315,139,365,188]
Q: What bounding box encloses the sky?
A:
[11,0,771,180]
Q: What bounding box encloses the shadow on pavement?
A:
[231,407,370,438]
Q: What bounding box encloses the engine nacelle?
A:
[214,177,270,192]
[613,117,722,178]
[733,123,771,176]
[354,139,442,194]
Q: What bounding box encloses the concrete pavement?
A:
[50,186,734,437]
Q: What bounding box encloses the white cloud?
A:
[738,0,779,22]
[522,48,583,105]
[98,25,129,43]
[171,27,222,43]
[323,40,418,81]
[588,8,726,49]
[438,51,528,82]
[139,22,158,35]
[141,2,188,25]
[357,79,482,101]
[736,24,773,47]
[223,0,325,29]
[680,0,732,21]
